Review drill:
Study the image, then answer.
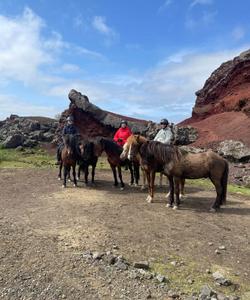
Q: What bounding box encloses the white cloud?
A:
[61,64,81,73]
[232,26,245,41]
[190,0,213,8]
[45,47,249,122]
[0,94,58,120]
[0,7,104,85]
[158,0,173,13]
[185,10,217,29]
[92,16,118,44]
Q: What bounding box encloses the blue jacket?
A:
[63,124,77,135]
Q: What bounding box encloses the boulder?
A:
[176,126,198,145]
[2,134,24,148]
[217,140,250,162]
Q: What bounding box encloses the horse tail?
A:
[221,160,229,204]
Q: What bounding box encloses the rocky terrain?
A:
[180,49,250,148]
[0,115,57,149]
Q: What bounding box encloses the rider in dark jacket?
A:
[55,116,78,164]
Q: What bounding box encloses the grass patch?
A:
[186,178,250,197]
[151,255,246,297]
[0,147,55,168]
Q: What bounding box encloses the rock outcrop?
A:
[0,115,57,148]
[180,49,250,148]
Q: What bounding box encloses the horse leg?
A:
[134,162,140,186]
[141,168,146,190]
[72,164,77,187]
[63,165,68,188]
[58,162,62,180]
[77,165,81,180]
[210,178,223,212]
[180,178,185,199]
[173,177,180,209]
[91,164,96,184]
[159,172,163,187]
[146,170,155,203]
[128,162,134,186]
[166,176,174,208]
[111,165,118,187]
[118,166,125,189]
[85,165,89,185]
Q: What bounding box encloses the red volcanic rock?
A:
[180,49,250,148]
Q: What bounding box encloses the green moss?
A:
[0,147,55,169]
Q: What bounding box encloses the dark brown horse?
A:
[125,135,228,211]
[58,134,79,188]
[78,142,98,185]
[94,138,137,189]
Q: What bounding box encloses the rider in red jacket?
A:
[113,120,132,147]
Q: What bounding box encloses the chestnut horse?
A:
[94,138,138,189]
[121,134,185,196]
[124,135,228,211]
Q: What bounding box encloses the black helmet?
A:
[67,115,74,122]
[120,120,127,125]
[160,118,168,125]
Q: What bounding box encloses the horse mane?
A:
[126,134,148,147]
[141,141,181,164]
[101,138,123,155]
[63,134,77,149]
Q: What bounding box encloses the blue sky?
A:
[0,0,250,122]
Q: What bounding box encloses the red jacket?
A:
[113,127,132,146]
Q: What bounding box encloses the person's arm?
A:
[113,129,120,142]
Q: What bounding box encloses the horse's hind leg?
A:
[166,176,174,208]
[58,162,63,180]
[84,165,89,185]
[118,166,125,189]
[111,165,118,187]
[173,178,180,209]
[210,178,222,212]
[146,170,155,203]
[91,164,96,184]
[77,165,81,180]
[72,165,77,187]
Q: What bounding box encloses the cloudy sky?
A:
[0,0,249,122]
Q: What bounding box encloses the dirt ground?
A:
[0,168,249,300]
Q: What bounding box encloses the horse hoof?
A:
[180,194,185,200]
[141,185,146,190]
[146,195,153,203]
[173,205,179,210]
[58,177,61,181]
[73,184,77,187]
[62,185,66,188]
[68,179,71,182]
[76,177,79,180]
[209,208,217,213]
[129,182,133,186]
[166,203,172,208]
[120,187,125,191]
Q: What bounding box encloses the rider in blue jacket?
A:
[56,116,78,164]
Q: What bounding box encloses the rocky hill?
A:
[180,49,250,148]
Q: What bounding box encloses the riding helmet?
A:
[120,120,128,125]
[67,115,74,122]
[160,118,169,125]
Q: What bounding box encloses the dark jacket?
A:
[63,124,77,135]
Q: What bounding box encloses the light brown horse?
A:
[124,135,228,211]
[121,135,185,196]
